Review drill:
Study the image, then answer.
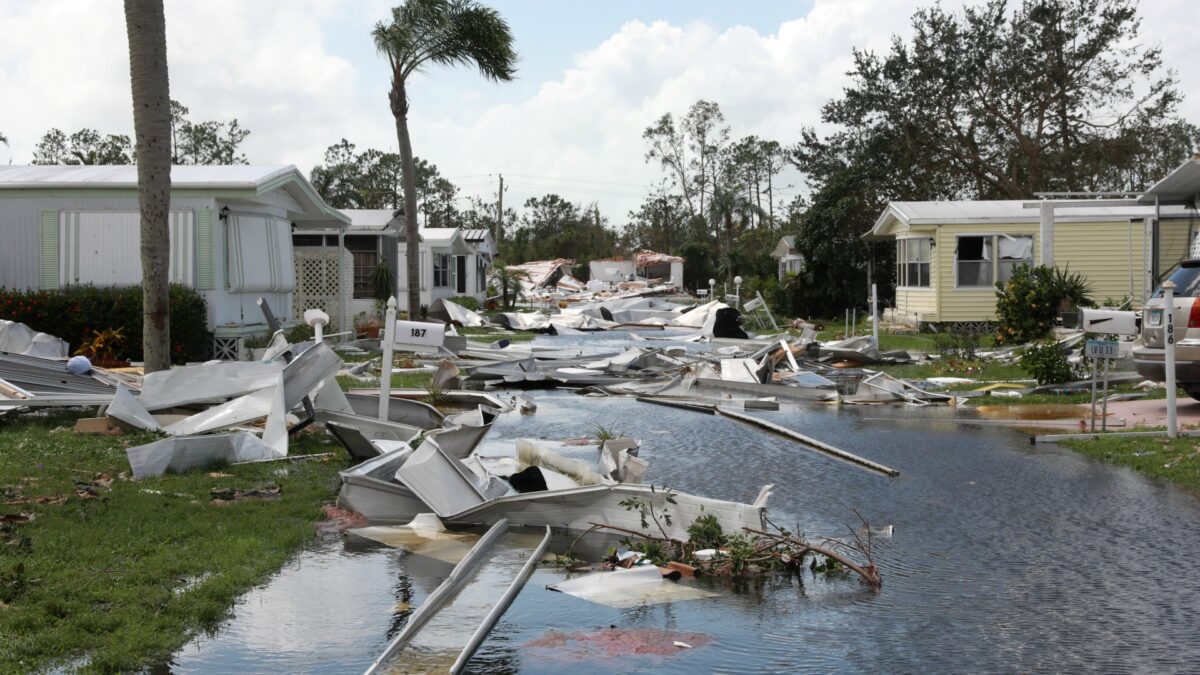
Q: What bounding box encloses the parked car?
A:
[1134,260,1200,399]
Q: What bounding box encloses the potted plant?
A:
[355,311,383,340]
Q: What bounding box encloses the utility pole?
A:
[495,173,504,249]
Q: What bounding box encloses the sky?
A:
[1,0,1198,223]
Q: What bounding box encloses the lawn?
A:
[0,412,349,673]
[1063,434,1200,492]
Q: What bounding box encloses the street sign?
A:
[1085,339,1120,360]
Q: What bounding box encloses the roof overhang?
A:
[1139,159,1200,205]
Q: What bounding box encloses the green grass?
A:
[873,360,1030,384]
[1063,434,1200,492]
[336,370,435,391]
[0,413,348,673]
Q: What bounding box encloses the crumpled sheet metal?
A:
[428,298,487,327]
[139,360,284,411]
[547,565,718,608]
[126,432,282,479]
[0,320,69,359]
[395,438,490,517]
[107,384,160,431]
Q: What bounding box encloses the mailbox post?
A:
[378,297,397,421]
[1163,281,1178,439]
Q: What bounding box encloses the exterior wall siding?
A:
[935,222,1040,322]
[891,224,939,321]
[1053,220,1145,306]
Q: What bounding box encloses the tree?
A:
[32,128,134,165]
[170,100,250,164]
[490,260,529,309]
[0,132,7,146]
[642,100,732,222]
[501,194,617,267]
[822,0,1198,197]
[123,0,172,373]
[372,0,517,314]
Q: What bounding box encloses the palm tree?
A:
[0,132,8,146]
[373,0,516,315]
[490,261,529,310]
[123,0,173,372]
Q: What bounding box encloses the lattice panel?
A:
[293,249,342,330]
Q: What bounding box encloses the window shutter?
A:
[39,210,59,289]
[195,208,215,289]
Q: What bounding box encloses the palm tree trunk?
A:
[124,0,172,372]
[392,80,421,317]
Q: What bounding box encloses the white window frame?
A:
[433,252,450,288]
[954,233,1035,289]
[895,236,932,289]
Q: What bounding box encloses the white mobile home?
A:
[0,165,348,357]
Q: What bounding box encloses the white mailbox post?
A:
[1163,282,1178,439]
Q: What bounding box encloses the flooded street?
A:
[170,335,1200,673]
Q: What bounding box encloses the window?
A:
[476,256,488,292]
[433,253,450,288]
[896,238,931,288]
[352,251,378,299]
[956,234,1033,288]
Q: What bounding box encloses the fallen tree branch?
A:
[744,527,881,590]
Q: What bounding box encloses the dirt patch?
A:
[524,628,711,659]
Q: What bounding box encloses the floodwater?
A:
[168,335,1200,673]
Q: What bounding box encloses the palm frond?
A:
[373,0,516,82]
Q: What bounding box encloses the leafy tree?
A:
[643,100,732,222]
[32,103,248,166]
[32,128,134,165]
[123,0,172,373]
[169,100,250,164]
[0,132,7,146]
[372,0,517,314]
[820,0,1198,197]
[309,139,462,221]
[501,194,617,268]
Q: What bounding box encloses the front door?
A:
[455,255,468,293]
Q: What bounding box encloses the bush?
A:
[448,295,480,311]
[934,328,981,360]
[0,284,210,364]
[995,265,1058,345]
[1020,342,1075,385]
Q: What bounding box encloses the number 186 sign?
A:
[393,319,446,348]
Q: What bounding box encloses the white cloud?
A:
[1,0,1197,221]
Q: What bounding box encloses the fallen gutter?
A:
[450,525,551,674]
[363,519,510,675]
[714,405,900,477]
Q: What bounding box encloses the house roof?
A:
[338,209,400,234]
[635,250,683,266]
[462,228,490,242]
[418,227,460,247]
[0,164,296,188]
[771,236,796,258]
[1141,158,1200,204]
[865,199,1197,240]
[0,164,350,225]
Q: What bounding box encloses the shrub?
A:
[449,295,480,311]
[0,284,210,363]
[933,328,981,360]
[1020,341,1075,385]
[994,265,1059,345]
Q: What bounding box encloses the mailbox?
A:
[1080,308,1139,336]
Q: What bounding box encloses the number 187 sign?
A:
[393,320,446,348]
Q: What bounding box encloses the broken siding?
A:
[934,222,1040,322]
[1053,220,1145,306]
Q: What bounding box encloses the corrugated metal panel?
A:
[58,210,195,287]
[39,210,59,289]
[226,214,295,292]
[195,208,215,289]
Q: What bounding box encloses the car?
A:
[1133,260,1200,400]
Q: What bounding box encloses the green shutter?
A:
[39,210,59,289]
[195,208,215,290]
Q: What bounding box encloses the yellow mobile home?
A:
[865,200,1199,330]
